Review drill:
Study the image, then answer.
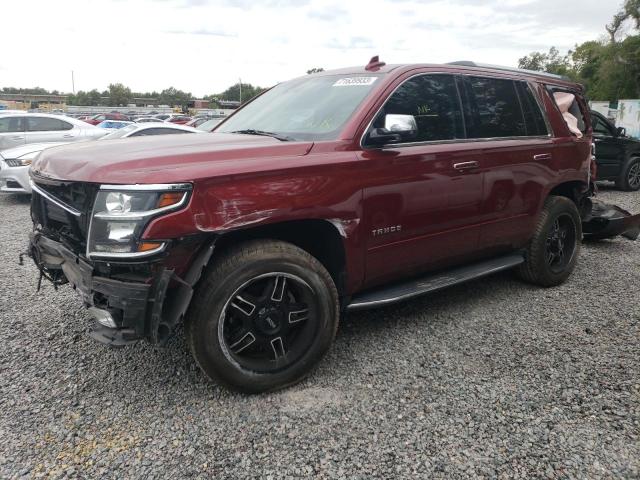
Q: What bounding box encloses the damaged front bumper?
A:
[582,199,640,241]
[28,231,214,347]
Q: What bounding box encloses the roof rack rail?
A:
[447,61,571,81]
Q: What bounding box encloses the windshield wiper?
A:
[229,129,294,142]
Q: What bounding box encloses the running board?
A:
[347,253,525,311]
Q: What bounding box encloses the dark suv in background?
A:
[591,110,640,191]
[27,58,638,392]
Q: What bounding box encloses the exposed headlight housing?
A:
[87,183,191,259]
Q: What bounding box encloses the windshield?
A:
[217,74,381,141]
[198,118,223,131]
[101,124,138,139]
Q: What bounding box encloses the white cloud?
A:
[0,0,621,96]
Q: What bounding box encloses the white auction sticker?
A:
[332,77,378,87]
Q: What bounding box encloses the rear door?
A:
[360,73,485,287]
[591,112,624,179]
[458,75,554,252]
[25,116,79,144]
[0,116,26,150]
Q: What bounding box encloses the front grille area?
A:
[31,179,99,255]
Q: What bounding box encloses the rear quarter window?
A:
[515,82,549,136]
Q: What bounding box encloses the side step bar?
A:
[347,253,525,311]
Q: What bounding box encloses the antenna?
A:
[365,56,386,72]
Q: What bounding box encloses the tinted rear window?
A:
[464,77,526,138]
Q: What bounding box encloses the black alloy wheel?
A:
[627,161,640,190]
[544,214,577,274]
[219,272,317,373]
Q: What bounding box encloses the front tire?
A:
[186,239,339,393]
[517,196,582,287]
[616,157,640,191]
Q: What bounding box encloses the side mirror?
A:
[367,114,418,146]
[616,126,626,137]
[385,114,418,135]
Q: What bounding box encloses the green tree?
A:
[518,47,573,77]
[108,83,132,106]
[214,83,265,104]
[158,87,192,109]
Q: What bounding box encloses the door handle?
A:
[533,153,552,161]
[11,136,24,140]
[453,161,479,171]
[62,134,75,138]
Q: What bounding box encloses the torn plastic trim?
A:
[152,239,217,344]
[582,199,640,241]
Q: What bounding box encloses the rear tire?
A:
[516,196,582,287]
[186,239,339,393]
[615,157,640,191]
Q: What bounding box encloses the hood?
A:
[0,142,69,160]
[31,133,314,184]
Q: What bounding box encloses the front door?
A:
[359,73,484,287]
[592,112,624,179]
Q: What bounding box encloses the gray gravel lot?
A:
[0,186,639,479]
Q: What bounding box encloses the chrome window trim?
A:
[360,71,553,150]
[378,135,554,150]
[30,181,82,217]
[99,183,192,192]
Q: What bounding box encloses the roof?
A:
[310,58,581,89]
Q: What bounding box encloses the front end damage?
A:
[28,231,215,347]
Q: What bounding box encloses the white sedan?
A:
[0,113,109,150]
[99,122,201,139]
[0,143,67,193]
[0,123,202,194]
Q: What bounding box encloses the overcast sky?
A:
[0,0,622,97]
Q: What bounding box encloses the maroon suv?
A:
[28,58,635,392]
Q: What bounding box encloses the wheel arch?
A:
[547,180,591,218]
[211,219,349,298]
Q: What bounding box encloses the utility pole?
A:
[71,70,75,94]
[239,78,242,104]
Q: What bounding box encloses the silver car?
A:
[0,113,109,150]
[0,124,201,194]
[0,142,67,194]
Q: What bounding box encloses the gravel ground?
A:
[0,186,639,479]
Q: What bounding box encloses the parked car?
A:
[0,124,199,194]
[166,115,192,125]
[591,110,640,191]
[0,142,66,194]
[153,114,172,121]
[96,120,134,130]
[26,59,640,393]
[99,122,201,139]
[134,117,162,123]
[195,118,223,131]
[185,117,210,128]
[0,113,109,150]
[84,113,131,125]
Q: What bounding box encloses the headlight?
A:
[87,183,191,259]
[5,151,41,167]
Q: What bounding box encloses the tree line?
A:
[518,0,640,101]
[1,82,267,109]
